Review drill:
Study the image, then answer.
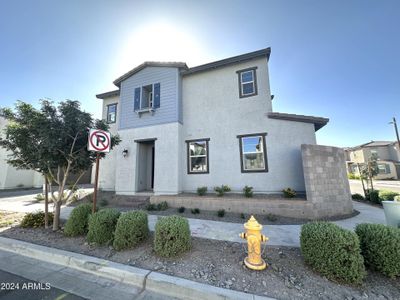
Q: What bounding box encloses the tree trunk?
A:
[44,177,49,229]
[358,163,366,197]
[52,201,61,231]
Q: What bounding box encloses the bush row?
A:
[63,206,191,257]
[301,222,400,284]
[351,189,399,204]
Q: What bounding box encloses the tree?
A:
[359,153,379,194]
[0,100,120,230]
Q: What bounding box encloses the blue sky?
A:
[0,0,399,147]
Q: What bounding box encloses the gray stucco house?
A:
[95,47,329,195]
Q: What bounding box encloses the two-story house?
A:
[95,48,329,195]
[345,141,400,180]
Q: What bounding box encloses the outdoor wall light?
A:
[122,149,128,157]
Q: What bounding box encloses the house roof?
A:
[96,89,120,99]
[113,62,188,87]
[181,47,271,76]
[267,112,329,131]
[347,141,396,151]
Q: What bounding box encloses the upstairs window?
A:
[237,133,268,172]
[106,103,117,123]
[186,138,210,174]
[237,67,258,98]
[134,83,161,111]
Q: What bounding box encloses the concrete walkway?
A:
[59,201,386,247]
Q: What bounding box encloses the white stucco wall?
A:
[114,122,182,195]
[181,57,316,193]
[0,117,43,189]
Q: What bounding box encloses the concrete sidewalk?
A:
[60,201,386,248]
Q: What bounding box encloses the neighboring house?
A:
[0,117,43,189]
[345,141,400,180]
[95,47,329,195]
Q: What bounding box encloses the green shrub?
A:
[214,185,231,197]
[282,188,296,198]
[197,186,207,196]
[146,203,156,211]
[177,206,185,213]
[191,208,200,214]
[240,213,245,219]
[217,209,225,217]
[243,186,253,198]
[20,211,53,228]
[352,193,365,200]
[366,189,380,204]
[395,195,400,202]
[300,222,365,284]
[113,211,149,251]
[348,173,361,180]
[154,215,191,257]
[87,208,120,245]
[64,203,93,236]
[156,201,168,211]
[379,190,399,201]
[355,223,400,277]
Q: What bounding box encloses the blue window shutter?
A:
[154,83,160,108]
[134,87,141,111]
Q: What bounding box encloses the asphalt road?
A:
[0,270,84,300]
[349,179,400,195]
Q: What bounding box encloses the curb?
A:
[0,237,274,300]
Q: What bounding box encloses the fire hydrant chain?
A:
[239,215,268,271]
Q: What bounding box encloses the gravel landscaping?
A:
[1,225,399,300]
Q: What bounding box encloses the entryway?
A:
[135,140,155,193]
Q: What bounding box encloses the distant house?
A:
[95,47,329,195]
[0,117,43,189]
[345,141,400,180]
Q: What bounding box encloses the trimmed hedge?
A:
[300,222,365,284]
[113,211,149,251]
[87,208,120,245]
[154,215,191,257]
[20,211,53,228]
[355,223,400,277]
[351,193,364,200]
[379,190,399,201]
[64,203,93,236]
[366,189,380,204]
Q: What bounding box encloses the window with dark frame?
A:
[106,103,117,123]
[238,133,268,173]
[186,139,210,174]
[237,67,258,98]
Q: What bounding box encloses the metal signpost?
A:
[88,129,111,212]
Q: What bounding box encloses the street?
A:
[349,179,400,195]
[0,270,84,300]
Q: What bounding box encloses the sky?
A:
[0,0,399,147]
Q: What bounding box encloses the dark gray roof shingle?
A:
[96,89,120,99]
[267,112,329,131]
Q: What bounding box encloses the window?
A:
[377,163,390,174]
[134,83,160,111]
[106,103,117,123]
[238,133,268,172]
[186,139,210,174]
[237,67,258,98]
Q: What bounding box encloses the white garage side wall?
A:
[115,122,181,195]
[181,57,317,193]
[92,96,120,190]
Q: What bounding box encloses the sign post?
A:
[88,129,111,213]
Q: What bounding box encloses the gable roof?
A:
[348,141,396,151]
[96,89,120,99]
[181,47,271,76]
[267,112,329,131]
[113,62,188,87]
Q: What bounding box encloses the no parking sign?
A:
[88,129,111,153]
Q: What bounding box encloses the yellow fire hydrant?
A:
[240,215,268,270]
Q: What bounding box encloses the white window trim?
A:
[240,70,255,96]
[241,135,266,171]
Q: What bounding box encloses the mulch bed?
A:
[1,226,399,300]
